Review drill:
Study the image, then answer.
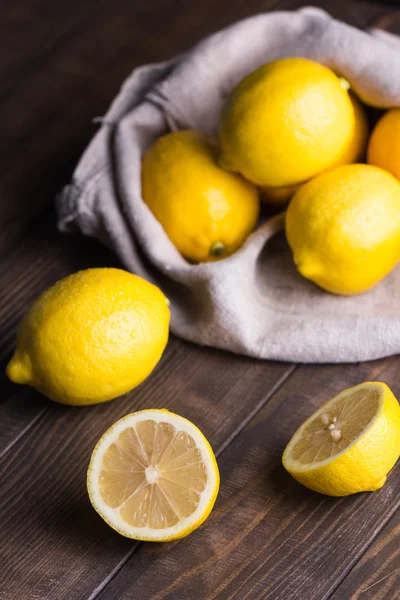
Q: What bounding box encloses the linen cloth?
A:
[57,7,400,363]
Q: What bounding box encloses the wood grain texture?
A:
[0,320,292,600]
[97,358,400,600]
[331,509,400,599]
[0,0,283,253]
[0,215,119,364]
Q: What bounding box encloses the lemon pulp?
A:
[288,387,380,466]
[88,410,220,540]
[101,422,207,528]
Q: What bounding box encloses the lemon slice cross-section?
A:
[283,382,400,496]
[87,409,220,541]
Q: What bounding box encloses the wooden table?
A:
[1,1,400,598]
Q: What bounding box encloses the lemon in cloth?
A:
[87,409,220,541]
[368,108,400,180]
[219,57,367,188]
[286,164,400,295]
[7,268,170,406]
[283,382,400,496]
[141,129,260,263]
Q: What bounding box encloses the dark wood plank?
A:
[0,379,49,460]
[97,358,400,600]
[1,0,287,254]
[331,509,400,599]
[0,215,119,364]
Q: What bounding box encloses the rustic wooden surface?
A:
[1,1,400,599]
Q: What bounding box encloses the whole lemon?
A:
[286,164,400,295]
[6,268,170,405]
[368,109,400,179]
[260,92,368,207]
[219,57,367,188]
[141,130,260,263]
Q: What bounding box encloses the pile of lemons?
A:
[143,56,400,296]
[6,57,400,541]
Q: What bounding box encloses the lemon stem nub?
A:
[297,261,320,279]
[210,241,225,257]
[339,77,351,91]
[6,354,32,385]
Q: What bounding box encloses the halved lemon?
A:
[87,409,220,541]
[283,382,400,496]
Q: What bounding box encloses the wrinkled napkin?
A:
[57,7,400,363]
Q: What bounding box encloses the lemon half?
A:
[283,382,400,496]
[87,409,220,541]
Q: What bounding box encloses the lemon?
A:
[219,57,368,188]
[141,129,260,263]
[260,93,368,207]
[286,164,400,295]
[336,92,369,165]
[283,382,400,496]
[6,268,170,406]
[368,109,400,180]
[87,409,220,540]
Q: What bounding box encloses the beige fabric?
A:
[57,7,400,363]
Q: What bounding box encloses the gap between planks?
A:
[326,501,400,599]
[0,405,50,462]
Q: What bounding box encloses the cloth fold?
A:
[57,7,400,363]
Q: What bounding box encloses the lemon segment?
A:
[283,382,400,496]
[87,409,220,541]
